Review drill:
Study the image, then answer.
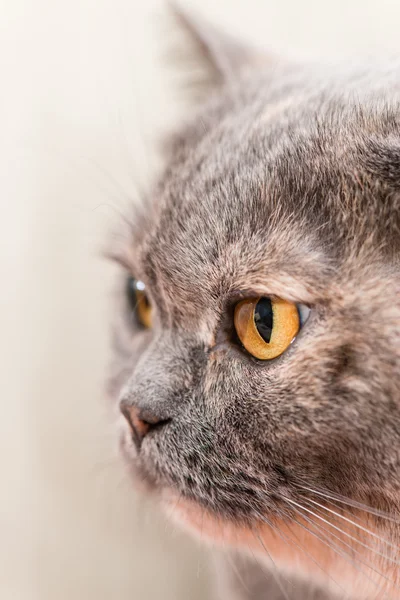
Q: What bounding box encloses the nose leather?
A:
[120,400,167,450]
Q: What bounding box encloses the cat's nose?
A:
[120,400,169,451]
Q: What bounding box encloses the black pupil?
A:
[254,297,273,343]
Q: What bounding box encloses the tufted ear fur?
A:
[168,3,271,98]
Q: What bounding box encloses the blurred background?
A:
[1,0,400,598]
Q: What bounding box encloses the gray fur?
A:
[109,9,400,600]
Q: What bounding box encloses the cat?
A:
[109,5,400,599]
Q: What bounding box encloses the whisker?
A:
[297,500,400,587]
[271,514,349,596]
[250,530,293,600]
[254,509,302,572]
[303,497,400,554]
[225,552,252,595]
[285,499,395,598]
[87,156,141,207]
[324,496,387,528]
[296,484,400,524]
[322,497,400,563]
[284,519,348,595]
[289,511,391,599]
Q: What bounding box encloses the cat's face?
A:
[110,9,400,556]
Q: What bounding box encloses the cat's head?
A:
[110,4,400,569]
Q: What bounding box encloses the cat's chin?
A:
[161,491,399,600]
[160,489,257,549]
[119,432,159,495]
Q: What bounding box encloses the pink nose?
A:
[120,402,150,449]
[120,400,168,450]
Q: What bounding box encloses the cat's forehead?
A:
[135,171,329,307]
[131,81,399,308]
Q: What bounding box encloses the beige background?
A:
[1,0,400,598]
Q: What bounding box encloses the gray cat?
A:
[109,6,400,599]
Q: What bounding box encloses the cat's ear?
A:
[168,3,270,97]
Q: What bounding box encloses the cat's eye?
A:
[234,296,309,360]
[126,276,152,329]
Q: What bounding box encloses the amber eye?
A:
[234,296,305,360]
[126,277,152,329]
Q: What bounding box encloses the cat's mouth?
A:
[120,427,229,526]
[120,423,400,597]
[121,429,283,552]
[119,417,295,526]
